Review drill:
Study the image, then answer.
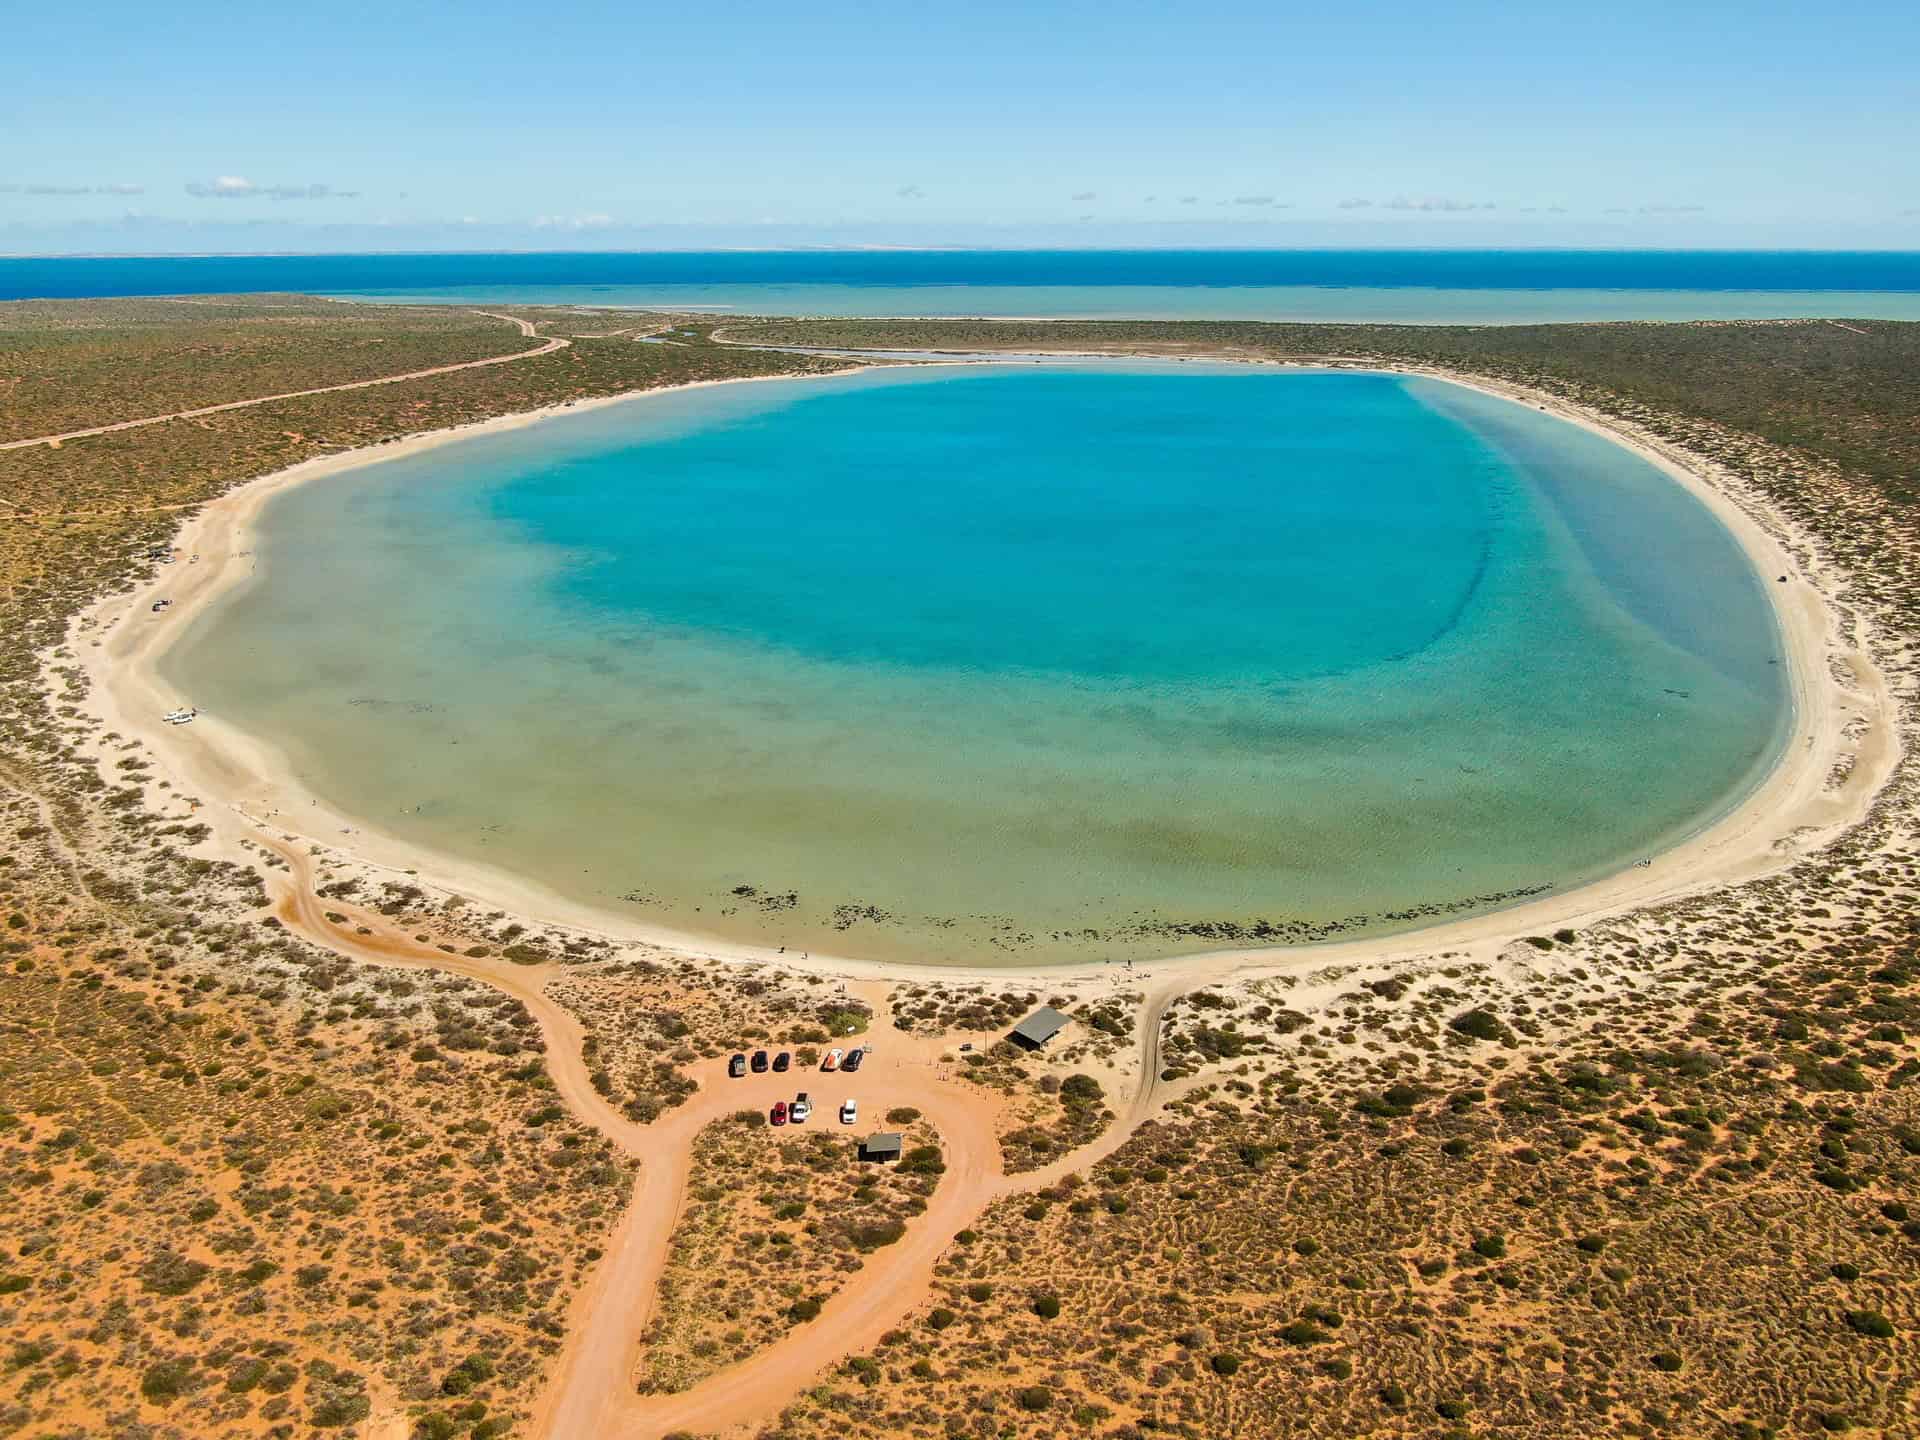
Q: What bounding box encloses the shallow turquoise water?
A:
[15,249,1920,322]
[167,364,1790,963]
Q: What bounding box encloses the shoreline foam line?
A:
[66,354,1896,986]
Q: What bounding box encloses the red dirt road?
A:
[262,840,1178,1440]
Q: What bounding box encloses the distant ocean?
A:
[6,249,1920,323]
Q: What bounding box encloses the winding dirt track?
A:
[262,839,1180,1440]
[0,312,566,452]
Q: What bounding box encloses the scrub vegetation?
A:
[639,1113,942,1395]
[1,296,1916,1436]
[0,296,845,1436]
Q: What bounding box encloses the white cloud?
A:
[1336,198,1372,209]
[895,184,924,200]
[1070,191,1097,202]
[1638,203,1706,215]
[1231,195,1285,207]
[532,213,617,230]
[185,176,359,200]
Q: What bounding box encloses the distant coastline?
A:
[8,248,1920,324]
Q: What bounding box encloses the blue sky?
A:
[5,0,1917,252]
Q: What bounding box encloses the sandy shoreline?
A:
[67,354,1898,990]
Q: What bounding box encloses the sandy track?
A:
[595,981,1176,1440]
[61,345,1899,1438]
[260,841,1174,1440]
[0,311,565,451]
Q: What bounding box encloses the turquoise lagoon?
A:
[166,364,1791,963]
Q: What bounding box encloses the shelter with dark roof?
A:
[859,1132,903,1163]
[1009,1005,1072,1050]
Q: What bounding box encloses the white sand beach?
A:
[67,358,1897,996]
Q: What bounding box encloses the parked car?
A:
[770,1100,788,1126]
[839,1099,857,1125]
[790,1093,811,1123]
[772,1051,791,1073]
[728,1054,747,1078]
[841,1047,864,1073]
[822,1047,844,1072]
[750,1049,769,1073]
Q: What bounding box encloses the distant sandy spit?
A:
[66,355,1898,993]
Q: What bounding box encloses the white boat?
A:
[163,707,198,725]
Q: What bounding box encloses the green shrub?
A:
[966,1282,993,1302]
[1016,1386,1053,1411]
[311,1391,371,1427]
[1211,1353,1241,1375]
[138,1250,209,1297]
[141,1359,193,1403]
[850,1220,906,1251]
[927,1307,957,1330]
[1032,1293,1061,1319]
[225,1357,269,1394]
[1845,1310,1894,1338]
[1449,1008,1508,1043]
[1651,1351,1684,1372]
[440,1354,495,1396]
[900,1145,946,1175]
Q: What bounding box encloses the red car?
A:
[770,1100,788,1126]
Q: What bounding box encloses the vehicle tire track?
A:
[1,312,566,451]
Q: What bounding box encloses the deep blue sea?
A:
[166,363,1791,963]
[6,249,1920,322]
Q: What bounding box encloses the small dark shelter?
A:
[860,1132,903,1163]
[1009,1005,1072,1050]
